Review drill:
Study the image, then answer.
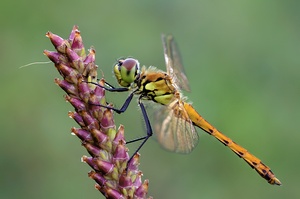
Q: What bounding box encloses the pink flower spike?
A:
[45,26,150,199]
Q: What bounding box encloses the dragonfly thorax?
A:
[137,68,178,105]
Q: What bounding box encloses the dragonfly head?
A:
[114,58,140,87]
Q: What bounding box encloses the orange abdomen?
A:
[183,102,281,185]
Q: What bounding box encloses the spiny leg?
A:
[87,81,129,92]
[126,97,153,164]
[86,81,133,113]
[87,81,153,166]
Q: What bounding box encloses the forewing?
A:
[161,34,191,91]
[153,100,199,153]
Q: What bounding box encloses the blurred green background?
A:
[1,0,299,198]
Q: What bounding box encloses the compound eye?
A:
[120,58,140,73]
[114,58,140,87]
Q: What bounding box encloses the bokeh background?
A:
[1,0,299,198]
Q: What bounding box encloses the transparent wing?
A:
[161,34,190,91]
[153,99,199,153]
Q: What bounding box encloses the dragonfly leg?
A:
[89,91,134,114]
[87,81,129,92]
[87,81,153,167]
[127,97,153,165]
[86,81,135,113]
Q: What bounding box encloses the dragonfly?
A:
[89,34,281,185]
